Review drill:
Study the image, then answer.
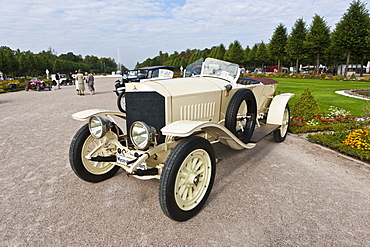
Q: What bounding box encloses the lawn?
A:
[275,78,370,117]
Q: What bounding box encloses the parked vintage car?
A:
[70,58,293,221]
[25,78,52,91]
[127,66,174,82]
[51,73,74,86]
[114,65,175,112]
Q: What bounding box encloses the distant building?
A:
[337,62,370,75]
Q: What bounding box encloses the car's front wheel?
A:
[69,123,120,182]
[273,104,290,142]
[159,136,216,221]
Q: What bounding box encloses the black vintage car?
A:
[114,66,175,112]
[127,66,175,82]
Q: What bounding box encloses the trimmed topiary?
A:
[291,88,320,121]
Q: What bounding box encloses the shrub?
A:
[308,131,370,162]
[291,88,320,121]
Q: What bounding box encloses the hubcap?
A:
[174,149,212,211]
[280,108,289,137]
[81,134,116,175]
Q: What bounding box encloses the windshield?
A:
[184,58,240,82]
[201,58,239,81]
[184,58,204,77]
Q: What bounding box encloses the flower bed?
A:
[307,130,370,163]
[243,72,370,81]
[290,106,370,163]
[289,106,366,133]
[0,80,25,93]
[343,128,370,151]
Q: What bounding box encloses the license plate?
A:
[117,155,131,166]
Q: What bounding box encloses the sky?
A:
[0,0,365,69]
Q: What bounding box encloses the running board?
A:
[250,124,280,143]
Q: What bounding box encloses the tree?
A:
[18,51,37,76]
[0,46,18,77]
[269,23,287,72]
[292,88,320,120]
[249,44,258,69]
[59,52,83,63]
[332,0,370,77]
[286,18,307,73]
[305,14,331,73]
[256,42,269,72]
[224,40,244,64]
[209,44,226,60]
[53,59,68,74]
[85,55,100,70]
[243,46,251,69]
[188,49,210,64]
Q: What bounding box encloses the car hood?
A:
[125,77,226,97]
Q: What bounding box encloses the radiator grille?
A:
[125,91,165,145]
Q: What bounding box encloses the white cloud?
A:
[0,0,358,68]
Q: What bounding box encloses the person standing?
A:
[76,69,85,95]
[56,72,61,89]
[86,72,95,95]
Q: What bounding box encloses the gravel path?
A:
[1,76,370,246]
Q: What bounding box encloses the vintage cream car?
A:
[69,58,293,221]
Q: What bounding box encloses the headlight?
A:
[88,115,112,139]
[130,121,156,150]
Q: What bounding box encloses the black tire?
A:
[159,136,216,221]
[117,91,126,113]
[273,104,290,143]
[69,123,119,183]
[225,89,257,144]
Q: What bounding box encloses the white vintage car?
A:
[69,58,293,221]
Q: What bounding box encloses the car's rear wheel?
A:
[225,89,257,144]
[159,136,216,221]
[117,92,126,113]
[273,104,290,142]
[69,123,120,182]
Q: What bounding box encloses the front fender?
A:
[266,93,294,125]
[72,109,126,121]
[161,120,255,150]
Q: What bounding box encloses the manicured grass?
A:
[275,78,370,117]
